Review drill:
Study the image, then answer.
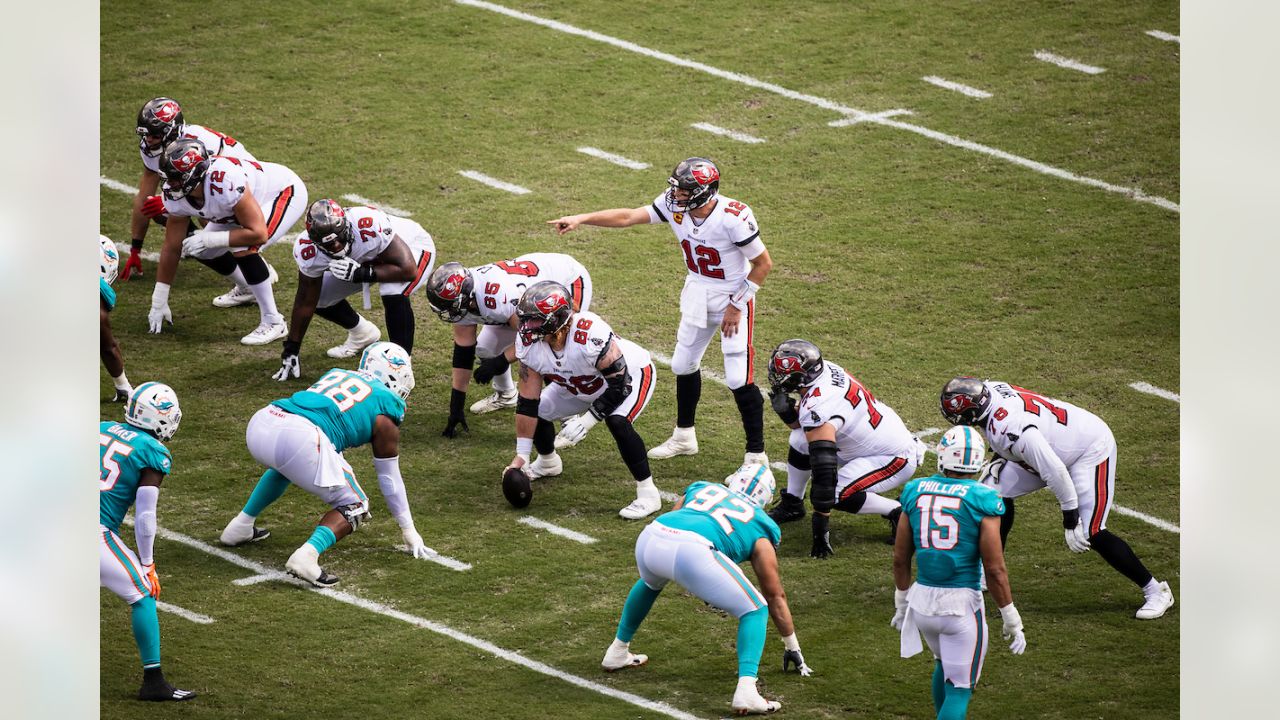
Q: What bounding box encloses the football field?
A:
[99,1,1179,717]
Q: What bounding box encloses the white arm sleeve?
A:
[1016,427,1078,511]
[134,485,159,566]
[374,456,414,528]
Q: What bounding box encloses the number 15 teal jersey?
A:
[656,481,781,563]
[899,474,1005,590]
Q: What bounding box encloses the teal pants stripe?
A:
[712,552,765,611]
[104,531,148,596]
[343,469,367,502]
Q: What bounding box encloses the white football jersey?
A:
[162,157,298,225]
[645,192,764,289]
[460,252,591,327]
[980,381,1112,468]
[797,360,916,462]
[292,206,433,278]
[140,124,255,173]
[516,311,651,394]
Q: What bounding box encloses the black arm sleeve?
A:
[809,439,839,513]
[589,356,631,419]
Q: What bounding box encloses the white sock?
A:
[229,267,248,290]
[636,477,658,498]
[1143,578,1162,596]
[736,676,758,691]
[608,638,629,654]
[112,372,131,391]
[232,511,257,525]
[492,367,515,394]
[248,278,282,325]
[857,492,900,516]
[786,464,811,497]
[673,426,696,441]
[537,451,560,464]
[352,317,376,337]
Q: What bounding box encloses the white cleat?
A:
[1135,581,1174,620]
[470,389,518,415]
[619,494,662,520]
[647,427,698,460]
[242,320,288,346]
[327,319,382,358]
[731,679,781,715]
[219,519,270,547]
[285,545,339,588]
[601,640,649,672]
[525,453,563,480]
[213,263,277,307]
[743,451,770,466]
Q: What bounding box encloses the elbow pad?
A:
[516,395,541,419]
[590,360,631,419]
[452,343,477,370]
[809,439,839,513]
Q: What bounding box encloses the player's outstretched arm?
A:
[751,539,813,676]
[547,207,651,234]
[507,362,543,470]
[371,416,430,558]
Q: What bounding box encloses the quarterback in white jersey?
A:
[149,138,307,346]
[504,281,661,519]
[549,157,773,467]
[767,340,925,558]
[940,377,1174,619]
[425,253,593,437]
[271,200,436,381]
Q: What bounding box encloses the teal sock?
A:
[616,580,662,643]
[938,682,972,720]
[306,525,337,555]
[735,606,769,678]
[242,469,291,517]
[932,661,946,712]
[129,596,161,668]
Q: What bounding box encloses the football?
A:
[502,466,533,509]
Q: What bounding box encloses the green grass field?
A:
[100,1,1179,717]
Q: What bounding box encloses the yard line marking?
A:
[458,170,532,195]
[232,573,284,586]
[518,516,599,545]
[99,176,136,195]
[340,194,413,217]
[393,545,474,571]
[113,241,160,263]
[155,601,214,624]
[690,122,766,144]
[826,108,914,127]
[921,76,992,99]
[1034,50,1106,75]
[454,0,1176,212]
[1113,504,1180,534]
[1145,30,1180,44]
[152,524,704,720]
[577,147,650,170]
[1128,381,1180,403]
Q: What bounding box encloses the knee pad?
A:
[669,349,700,376]
[237,253,271,284]
[337,502,371,532]
[809,439,839,513]
[788,445,811,471]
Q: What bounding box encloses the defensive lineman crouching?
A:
[503,281,661,519]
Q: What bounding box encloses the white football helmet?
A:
[358,341,415,400]
[936,425,986,475]
[125,382,182,441]
[724,463,776,509]
[99,235,120,285]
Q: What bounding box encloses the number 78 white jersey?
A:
[980,381,1113,467]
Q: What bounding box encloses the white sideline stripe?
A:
[921,76,992,99]
[518,516,599,545]
[577,147,650,170]
[232,573,283,586]
[690,122,766,144]
[1113,504,1180,534]
[393,545,474,571]
[155,601,215,624]
[458,170,532,195]
[151,524,704,720]
[340,194,413,217]
[454,0,1176,213]
[113,241,161,263]
[826,109,914,127]
[99,176,135,195]
[1145,30,1179,44]
[1128,381,1180,403]
[1034,50,1106,75]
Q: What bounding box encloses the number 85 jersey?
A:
[656,481,781,563]
[981,380,1113,468]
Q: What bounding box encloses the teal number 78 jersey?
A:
[898,474,1005,590]
[656,481,781,563]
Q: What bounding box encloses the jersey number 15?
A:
[916,494,961,550]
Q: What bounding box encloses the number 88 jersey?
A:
[515,311,651,396]
[270,368,406,452]
[656,481,781,563]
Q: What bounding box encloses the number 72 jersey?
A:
[981,380,1113,467]
[655,481,781,563]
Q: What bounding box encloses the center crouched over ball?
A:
[503,466,533,508]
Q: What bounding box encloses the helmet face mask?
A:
[767,339,824,393]
[99,235,120,285]
[425,262,475,323]
[939,377,992,426]
[158,138,210,201]
[663,157,720,213]
[137,97,185,159]
[724,463,776,508]
[516,281,574,345]
[936,425,987,475]
[358,342,415,401]
[305,199,353,259]
[125,382,182,442]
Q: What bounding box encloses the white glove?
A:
[1064,520,1091,553]
[328,256,365,282]
[148,282,172,334]
[273,354,300,381]
[401,527,431,559]
[999,603,1027,654]
[181,230,229,257]
[890,588,909,630]
[781,633,813,676]
[556,411,600,448]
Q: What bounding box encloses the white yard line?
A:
[232,573,283,586]
[921,76,992,99]
[1034,50,1106,75]
[826,109,913,127]
[1112,504,1180,534]
[458,170,532,195]
[393,545,474,571]
[340,194,413,217]
[155,601,215,624]
[454,0,1176,212]
[99,176,136,195]
[153,524,704,720]
[1145,30,1180,44]
[1128,381,1180,403]
[690,122,766,144]
[113,241,160,263]
[577,147,650,170]
[517,516,599,545]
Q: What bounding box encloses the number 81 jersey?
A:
[656,481,781,563]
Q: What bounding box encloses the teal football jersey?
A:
[271,369,405,452]
[899,474,1005,590]
[656,481,781,563]
[100,277,116,311]
[99,421,171,531]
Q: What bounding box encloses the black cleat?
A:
[768,492,806,523]
[885,507,903,545]
[111,389,130,403]
[138,670,196,702]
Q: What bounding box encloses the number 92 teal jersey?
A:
[271,368,406,452]
[899,474,1005,590]
[656,481,781,563]
[99,421,171,531]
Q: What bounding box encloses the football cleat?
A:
[137,679,196,702]
[1135,581,1175,620]
[241,320,288,346]
[213,263,278,307]
[470,389,518,415]
[285,545,339,588]
[219,519,270,547]
[647,427,698,459]
[602,640,649,672]
[525,453,563,480]
[619,494,662,520]
[767,492,806,523]
[327,318,381,359]
[731,680,781,716]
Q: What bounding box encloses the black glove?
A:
[442,388,470,438]
[783,649,813,676]
[111,388,130,403]
[769,386,799,425]
[273,340,301,381]
[473,354,511,384]
[810,513,833,559]
[1061,507,1080,530]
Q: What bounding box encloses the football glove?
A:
[140,194,166,218]
[782,649,813,676]
[120,246,144,281]
[273,342,301,381]
[442,389,469,438]
[890,588,909,630]
[768,386,799,425]
[556,412,599,448]
[147,305,172,334]
[810,513,834,559]
[401,527,431,559]
[999,603,1027,654]
[328,257,375,283]
[112,388,131,403]
[143,563,161,599]
[1062,509,1091,553]
[181,230,229,258]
